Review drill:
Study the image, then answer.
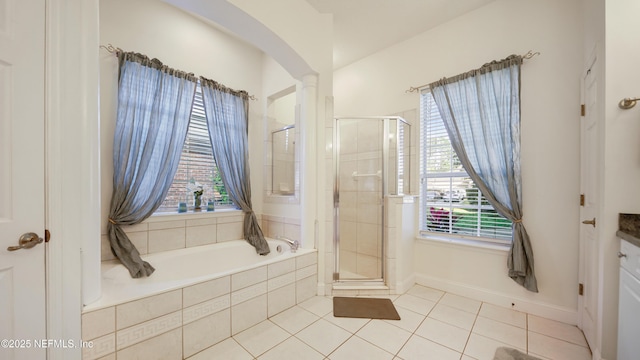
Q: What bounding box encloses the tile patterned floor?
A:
[186,285,592,360]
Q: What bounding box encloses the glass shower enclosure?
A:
[333,116,411,284]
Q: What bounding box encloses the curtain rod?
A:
[100,43,258,101]
[405,50,540,94]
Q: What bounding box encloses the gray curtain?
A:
[200,77,270,255]
[108,52,197,278]
[429,55,538,292]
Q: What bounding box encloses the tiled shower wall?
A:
[261,215,301,243]
[82,252,317,360]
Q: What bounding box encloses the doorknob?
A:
[582,218,596,227]
[7,232,44,251]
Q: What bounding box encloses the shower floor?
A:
[337,270,369,280]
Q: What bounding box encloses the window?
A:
[420,89,512,242]
[157,82,233,212]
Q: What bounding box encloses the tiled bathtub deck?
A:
[81,252,318,360]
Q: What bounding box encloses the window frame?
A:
[155,81,235,214]
[419,88,512,245]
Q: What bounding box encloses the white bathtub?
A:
[84,238,313,311]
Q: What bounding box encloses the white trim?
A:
[417,234,511,253]
[415,273,579,325]
[317,282,327,296]
[396,273,416,295]
[147,208,244,222]
[46,0,100,359]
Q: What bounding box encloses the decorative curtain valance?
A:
[431,55,523,86]
[429,54,538,292]
[200,76,250,100]
[116,51,198,82]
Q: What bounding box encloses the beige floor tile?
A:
[415,317,471,352]
[528,331,591,360]
[296,319,352,356]
[406,285,445,302]
[397,334,462,360]
[233,320,290,357]
[528,315,589,347]
[323,312,371,333]
[172,290,593,360]
[428,303,477,330]
[258,337,324,360]
[356,320,412,354]
[269,305,319,334]
[298,296,334,317]
[478,303,526,328]
[393,293,436,315]
[472,317,526,349]
[186,338,252,360]
[383,306,426,333]
[328,335,394,360]
[439,293,482,314]
[464,333,524,360]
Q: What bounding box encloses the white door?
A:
[578,56,599,352]
[0,0,47,359]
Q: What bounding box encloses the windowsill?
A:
[417,233,511,252]
[147,208,243,222]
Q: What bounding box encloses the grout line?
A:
[213,287,591,360]
[460,299,481,358]
[526,313,529,354]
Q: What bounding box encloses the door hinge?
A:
[579,283,584,296]
[44,229,50,243]
[580,194,585,206]
[333,272,340,281]
[581,104,586,116]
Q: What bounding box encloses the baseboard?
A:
[415,273,578,325]
[592,348,603,360]
[395,273,416,294]
[317,282,327,296]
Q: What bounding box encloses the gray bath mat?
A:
[494,347,542,360]
[332,297,401,320]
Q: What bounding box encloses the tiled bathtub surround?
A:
[101,211,246,261]
[261,215,301,242]
[82,251,317,360]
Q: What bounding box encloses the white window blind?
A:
[157,82,233,212]
[420,89,512,242]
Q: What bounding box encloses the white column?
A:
[299,74,318,249]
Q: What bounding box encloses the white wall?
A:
[99,0,265,232]
[334,0,584,319]
[225,0,334,293]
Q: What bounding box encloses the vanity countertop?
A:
[618,213,640,248]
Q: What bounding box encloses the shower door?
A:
[334,118,386,282]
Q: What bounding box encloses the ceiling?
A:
[305,0,497,69]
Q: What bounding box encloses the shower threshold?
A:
[332,280,388,291]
